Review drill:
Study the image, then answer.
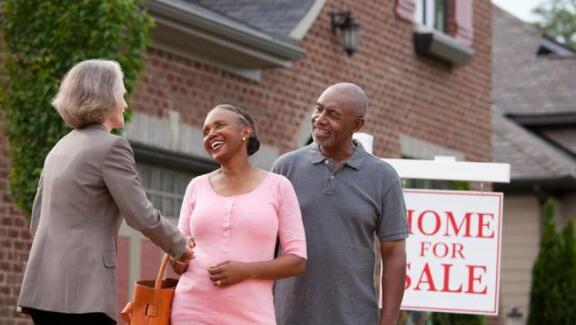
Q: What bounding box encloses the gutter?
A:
[147,0,305,62]
[494,176,576,194]
[507,113,576,128]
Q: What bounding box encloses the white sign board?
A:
[400,189,503,315]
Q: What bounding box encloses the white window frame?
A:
[415,0,434,28]
[414,0,447,32]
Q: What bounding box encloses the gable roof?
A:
[151,0,303,49]
[492,108,576,181]
[147,0,308,76]
[491,5,576,190]
[492,5,576,117]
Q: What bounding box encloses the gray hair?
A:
[52,59,125,129]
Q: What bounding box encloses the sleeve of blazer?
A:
[102,137,187,259]
[30,172,44,237]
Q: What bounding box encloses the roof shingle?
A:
[491,5,576,183]
[186,0,315,36]
[492,6,576,116]
[492,109,576,180]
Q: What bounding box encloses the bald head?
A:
[321,83,368,117]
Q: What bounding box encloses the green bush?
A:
[1,0,153,217]
[431,312,485,325]
[527,200,576,324]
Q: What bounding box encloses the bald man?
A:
[273,83,408,325]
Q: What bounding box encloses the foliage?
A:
[451,180,471,191]
[0,0,153,217]
[527,200,576,324]
[431,312,485,325]
[533,0,576,48]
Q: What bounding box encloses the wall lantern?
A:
[506,306,523,325]
[330,11,361,56]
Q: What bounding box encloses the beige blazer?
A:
[18,124,187,321]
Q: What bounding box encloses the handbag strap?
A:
[121,302,133,324]
[154,254,170,290]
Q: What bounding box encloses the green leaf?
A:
[1,0,153,218]
[532,0,576,48]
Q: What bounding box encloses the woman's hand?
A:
[171,237,196,275]
[208,261,252,288]
[208,255,306,288]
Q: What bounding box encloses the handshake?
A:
[171,237,195,274]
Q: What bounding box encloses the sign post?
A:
[356,131,511,316]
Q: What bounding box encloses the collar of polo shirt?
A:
[308,140,366,170]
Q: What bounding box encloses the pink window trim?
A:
[396,0,415,21]
[454,0,474,47]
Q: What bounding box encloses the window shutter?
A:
[396,0,415,21]
[455,0,473,47]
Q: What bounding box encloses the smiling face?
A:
[311,87,364,155]
[202,108,251,163]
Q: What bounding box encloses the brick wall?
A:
[0,110,32,324]
[0,0,493,323]
[133,0,492,163]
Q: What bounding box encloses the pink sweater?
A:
[171,173,307,325]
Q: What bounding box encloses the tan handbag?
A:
[121,254,178,325]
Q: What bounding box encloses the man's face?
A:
[311,88,364,152]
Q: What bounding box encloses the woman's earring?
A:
[242,137,246,142]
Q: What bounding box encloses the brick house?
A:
[491,5,576,324]
[0,0,492,323]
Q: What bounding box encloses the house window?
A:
[415,0,448,33]
[131,142,218,219]
[137,164,195,219]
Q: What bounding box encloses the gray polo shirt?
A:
[273,142,407,325]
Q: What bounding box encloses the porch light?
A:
[330,11,361,56]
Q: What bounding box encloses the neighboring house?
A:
[491,5,576,325]
[0,0,493,323]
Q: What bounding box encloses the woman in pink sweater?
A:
[170,104,307,324]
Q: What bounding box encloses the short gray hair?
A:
[52,59,125,129]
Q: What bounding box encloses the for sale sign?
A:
[400,190,503,315]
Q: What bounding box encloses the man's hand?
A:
[207,261,251,288]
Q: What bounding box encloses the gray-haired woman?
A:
[17,59,193,325]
